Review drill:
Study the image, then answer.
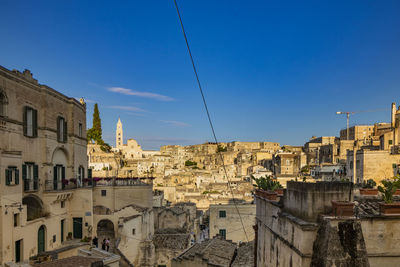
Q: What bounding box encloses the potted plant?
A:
[360,179,378,195]
[332,200,355,217]
[69,178,77,184]
[252,175,282,200]
[378,177,400,215]
[273,182,284,196]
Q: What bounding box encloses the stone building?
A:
[272,152,304,176]
[87,143,120,175]
[171,237,254,267]
[255,181,400,266]
[153,228,191,267]
[346,149,400,184]
[227,141,261,152]
[304,136,337,165]
[340,125,375,141]
[172,237,237,267]
[92,177,155,266]
[0,66,92,265]
[209,203,255,243]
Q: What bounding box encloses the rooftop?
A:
[174,237,236,267]
[153,229,191,250]
[231,241,254,267]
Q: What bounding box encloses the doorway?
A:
[15,239,22,262]
[38,225,45,254]
[73,217,82,239]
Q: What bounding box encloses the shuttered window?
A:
[5,167,19,186]
[57,116,68,143]
[23,106,38,137]
[23,163,39,191]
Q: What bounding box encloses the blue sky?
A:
[1,1,400,149]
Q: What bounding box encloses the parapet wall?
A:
[284,181,353,222]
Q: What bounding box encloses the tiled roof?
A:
[174,238,236,267]
[231,241,254,267]
[153,232,191,250]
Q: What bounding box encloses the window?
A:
[132,229,136,235]
[286,159,290,166]
[23,106,38,137]
[57,116,67,143]
[23,163,38,191]
[350,161,353,169]
[78,166,84,186]
[53,165,65,190]
[61,201,65,208]
[389,140,393,145]
[0,91,7,117]
[219,210,226,218]
[101,190,106,196]
[14,213,20,227]
[219,229,226,240]
[53,235,56,243]
[5,167,19,186]
[79,123,83,137]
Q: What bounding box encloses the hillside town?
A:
[1,64,400,267]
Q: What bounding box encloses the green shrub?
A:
[378,176,400,203]
[185,160,197,167]
[251,175,282,191]
[362,179,376,189]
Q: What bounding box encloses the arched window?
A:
[0,90,7,117]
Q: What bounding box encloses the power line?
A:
[173,0,249,242]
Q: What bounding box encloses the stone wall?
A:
[255,195,317,267]
[283,181,353,222]
[209,203,255,243]
[311,219,369,267]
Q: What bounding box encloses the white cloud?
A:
[160,120,190,127]
[108,87,174,101]
[107,105,146,112]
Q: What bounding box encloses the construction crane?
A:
[336,108,389,140]
[335,111,354,140]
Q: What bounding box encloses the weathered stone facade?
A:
[0,66,92,264]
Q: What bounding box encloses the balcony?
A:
[92,177,154,187]
[44,178,93,191]
[24,179,38,192]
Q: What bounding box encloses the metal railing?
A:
[44,179,93,191]
[92,177,152,187]
[24,179,39,192]
[43,177,153,191]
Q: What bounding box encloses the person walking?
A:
[101,238,106,250]
[105,238,110,252]
[92,236,98,248]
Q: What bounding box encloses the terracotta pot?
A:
[274,188,284,196]
[265,191,278,201]
[359,188,378,196]
[255,189,278,201]
[255,189,264,198]
[379,202,400,215]
[331,201,354,217]
[394,189,400,196]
